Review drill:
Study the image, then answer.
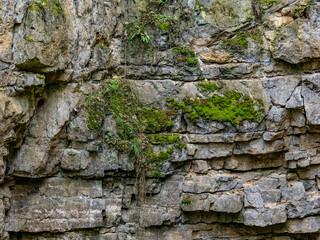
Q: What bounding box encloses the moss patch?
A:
[173,45,198,66]
[167,82,264,125]
[222,30,263,52]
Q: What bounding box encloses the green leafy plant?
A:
[127,22,151,44]
[127,0,174,45]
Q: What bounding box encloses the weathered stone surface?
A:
[1,0,320,238]
[233,139,284,155]
[183,172,242,194]
[192,143,233,159]
[287,196,320,219]
[286,86,303,109]
[181,192,243,213]
[266,5,320,64]
[242,204,287,227]
[302,74,320,126]
[286,216,320,233]
[5,178,104,232]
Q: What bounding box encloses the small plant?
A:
[126,0,174,45]
[127,22,151,44]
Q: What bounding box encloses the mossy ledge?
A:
[84,79,185,203]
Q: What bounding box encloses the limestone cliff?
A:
[1,0,320,239]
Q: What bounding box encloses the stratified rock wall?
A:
[1,0,320,239]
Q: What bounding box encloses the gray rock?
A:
[302,74,320,126]
[233,139,284,155]
[287,196,320,218]
[244,186,264,208]
[287,216,320,233]
[61,149,89,171]
[282,182,306,202]
[242,204,287,227]
[286,86,303,109]
[183,173,242,194]
[209,194,243,213]
[193,143,233,159]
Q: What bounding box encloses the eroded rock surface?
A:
[1,0,320,239]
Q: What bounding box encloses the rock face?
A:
[1,0,320,239]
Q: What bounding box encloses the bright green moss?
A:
[159,22,170,31]
[29,0,63,15]
[37,75,46,80]
[26,37,34,41]
[187,57,198,66]
[149,170,162,177]
[261,0,276,4]
[167,90,264,125]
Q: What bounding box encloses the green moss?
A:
[222,30,263,51]
[149,170,161,177]
[198,82,222,93]
[173,45,198,66]
[149,133,181,144]
[141,108,174,133]
[49,0,63,15]
[98,43,108,51]
[29,0,63,15]
[150,147,173,162]
[187,57,198,66]
[293,1,311,19]
[173,45,195,57]
[222,32,249,50]
[127,0,173,45]
[167,89,264,125]
[261,0,276,3]
[181,199,191,205]
[35,0,47,6]
[159,22,170,31]
[149,133,186,150]
[37,75,46,80]
[26,37,34,41]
